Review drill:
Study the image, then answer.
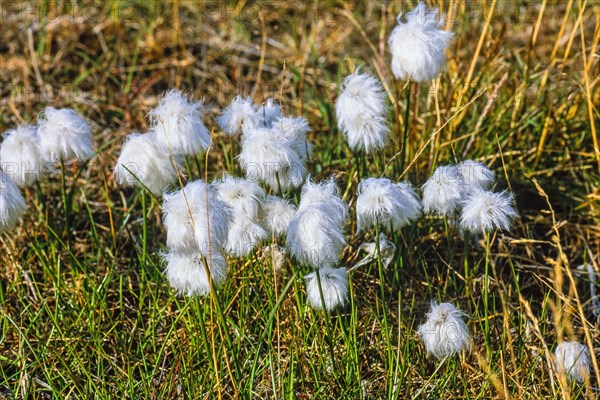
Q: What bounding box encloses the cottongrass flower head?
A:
[418,302,471,359]
[163,251,228,296]
[114,132,181,195]
[0,172,26,233]
[422,165,464,216]
[238,127,307,191]
[257,98,281,128]
[388,1,453,82]
[460,188,518,234]
[261,244,287,271]
[297,178,348,227]
[356,177,421,231]
[305,267,349,312]
[0,125,45,186]
[263,195,297,238]
[287,206,346,269]
[217,96,259,136]
[162,179,231,255]
[271,116,313,161]
[457,160,495,192]
[353,233,396,270]
[37,107,94,162]
[213,174,266,220]
[149,90,211,155]
[555,341,591,383]
[336,71,389,153]
[225,219,268,257]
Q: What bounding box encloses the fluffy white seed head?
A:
[213,174,266,220]
[356,178,421,231]
[257,98,281,128]
[457,160,495,192]
[149,90,211,155]
[388,1,453,82]
[422,165,465,216]
[287,206,346,269]
[417,302,471,359]
[162,179,231,255]
[37,107,94,162]
[217,96,259,136]
[0,125,46,186]
[271,116,313,161]
[114,132,181,195]
[225,218,268,257]
[163,251,228,297]
[460,188,518,233]
[263,195,297,238]
[305,267,349,312]
[336,71,389,153]
[0,172,26,233]
[555,341,591,383]
[298,178,348,227]
[238,128,307,191]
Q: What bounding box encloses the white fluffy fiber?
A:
[164,251,228,296]
[271,116,313,161]
[457,160,495,192]
[460,188,518,233]
[114,132,181,195]
[297,178,348,227]
[422,165,465,216]
[37,107,94,162]
[149,90,211,155]
[213,174,266,220]
[257,98,281,128]
[0,125,45,186]
[388,1,453,82]
[356,177,421,231]
[162,179,231,255]
[336,71,389,153]
[287,206,346,269]
[0,172,26,233]
[417,302,471,359]
[304,267,349,312]
[238,127,307,191]
[263,195,297,238]
[217,96,259,136]
[225,218,268,257]
[555,341,591,383]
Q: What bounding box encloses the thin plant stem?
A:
[400,82,411,173]
[315,270,339,381]
[140,187,147,265]
[483,231,492,356]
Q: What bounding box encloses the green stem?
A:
[141,187,147,264]
[400,83,412,173]
[315,270,339,381]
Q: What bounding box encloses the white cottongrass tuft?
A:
[263,195,297,238]
[261,244,287,271]
[163,251,228,296]
[238,127,307,191]
[297,178,348,227]
[225,219,268,257]
[287,206,346,269]
[388,1,453,82]
[304,267,349,312]
[114,132,181,195]
[353,233,396,270]
[0,125,45,186]
[457,160,495,192]
[555,341,591,383]
[336,71,389,153]
[422,165,465,216]
[0,172,27,233]
[37,107,94,162]
[271,116,313,161]
[217,96,259,136]
[417,302,471,359]
[162,179,231,255]
[149,90,211,155]
[257,98,281,128]
[213,174,266,220]
[460,188,518,233]
[356,178,421,231]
